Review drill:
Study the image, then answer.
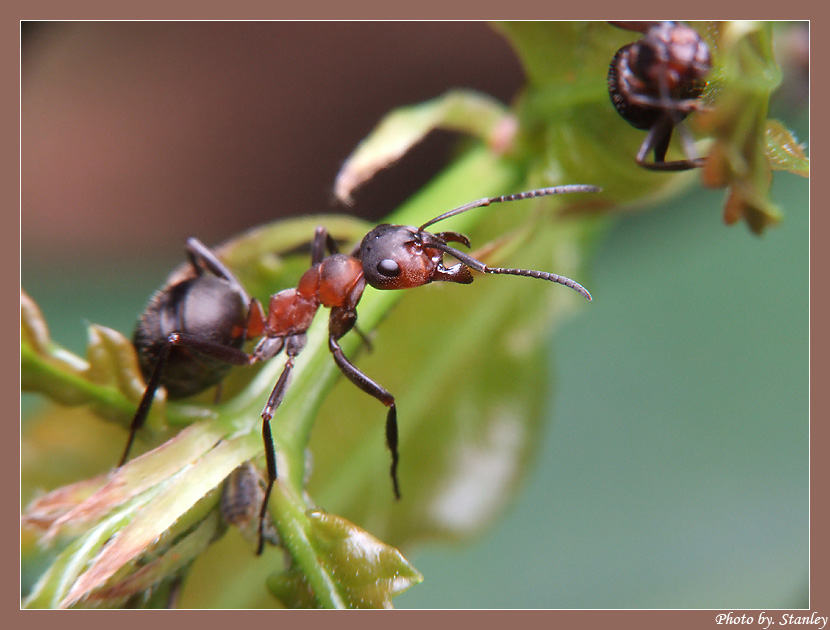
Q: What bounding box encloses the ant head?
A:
[357,224,442,290]
[638,22,711,91]
[357,185,601,293]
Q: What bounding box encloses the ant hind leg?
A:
[328,334,400,499]
[119,332,252,467]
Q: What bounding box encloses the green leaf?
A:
[22,291,141,415]
[307,202,600,545]
[498,21,806,234]
[265,509,422,608]
[765,119,809,177]
[72,510,225,608]
[496,22,699,205]
[24,499,144,608]
[22,290,174,435]
[25,484,226,609]
[281,509,423,609]
[334,89,512,204]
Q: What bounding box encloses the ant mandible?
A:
[607,21,712,171]
[119,184,600,555]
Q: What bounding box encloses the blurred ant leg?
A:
[675,121,706,168]
[351,325,374,353]
[328,334,400,499]
[119,342,172,467]
[309,227,374,351]
[636,116,704,172]
[256,334,307,555]
[212,381,224,404]
[185,237,250,293]
[118,332,252,467]
[311,226,340,265]
[625,91,703,116]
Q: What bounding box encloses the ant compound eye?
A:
[376,259,401,278]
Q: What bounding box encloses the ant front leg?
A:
[625,91,704,117]
[327,308,400,499]
[312,225,375,352]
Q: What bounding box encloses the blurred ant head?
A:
[627,21,711,99]
[608,21,712,170]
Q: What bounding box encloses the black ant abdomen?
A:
[119,237,260,467]
[607,21,712,171]
[133,274,249,398]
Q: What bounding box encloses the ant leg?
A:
[256,334,307,555]
[652,122,673,164]
[328,334,400,499]
[674,121,706,169]
[635,116,670,166]
[164,576,184,609]
[625,91,703,116]
[212,381,224,405]
[118,332,252,467]
[636,116,704,172]
[119,342,172,467]
[185,238,253,304]
[626,71,705,172]
[351,325,374,353]
[311,226,340,265]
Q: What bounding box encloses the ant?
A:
[118,184,600,554]
[119,237,259,468]
[607,21,712,171]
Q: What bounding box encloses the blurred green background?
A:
[22,22,808,608]
[396,150,809,608]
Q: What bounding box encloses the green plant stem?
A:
[24,145,527,609]
[248,146,524,607]
[274,145,523,477]
[271,480,346,608]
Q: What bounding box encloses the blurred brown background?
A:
[22,22,523,265]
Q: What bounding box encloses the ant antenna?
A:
[424,237,594,301]
[418,185,601,231]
